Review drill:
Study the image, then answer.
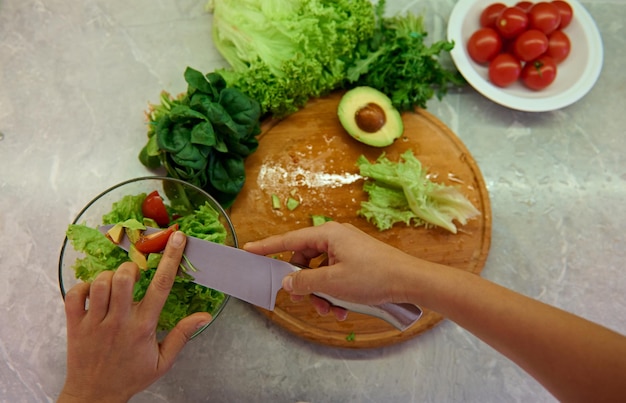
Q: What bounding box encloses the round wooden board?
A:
[229,91,492,349]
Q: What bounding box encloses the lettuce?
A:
[347,1,464,111]
[358,151,480,233]
[208,0,376,117]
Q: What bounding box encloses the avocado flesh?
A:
[337,87,403,147]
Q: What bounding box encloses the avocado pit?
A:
[356,103,386,133]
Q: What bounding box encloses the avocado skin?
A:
[337,87,404,147]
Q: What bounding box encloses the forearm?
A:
[400,260,626,402]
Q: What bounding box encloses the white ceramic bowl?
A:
[448,0,603,112]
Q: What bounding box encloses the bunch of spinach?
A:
[139,67,261,207]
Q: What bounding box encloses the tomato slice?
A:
[134,224,179,254]
[142,190,170,227]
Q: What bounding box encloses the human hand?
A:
[243,222,420,320]
[58,231,212,403]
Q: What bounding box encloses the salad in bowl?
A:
[58,176,236,336]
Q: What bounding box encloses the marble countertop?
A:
[1,0,625,402]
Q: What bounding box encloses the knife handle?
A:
[290,264,422,331]
[313,292,423,331]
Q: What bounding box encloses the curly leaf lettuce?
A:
[208,0,376,117]
[358,151,480,233]
[347,0,464,111]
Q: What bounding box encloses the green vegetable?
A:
[271,194,281,209]
[139,67,262,208]
[357,150,480,233]
[66,225,130,282]
[346,331,356,342]
[311,215,333,226]
[286,197,299,211]
[346,0,464,111]
[66,193,228,331]
[208,0,376,118]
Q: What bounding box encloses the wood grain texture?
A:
[229,92,492,348]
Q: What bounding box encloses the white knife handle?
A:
[290,264,422,331]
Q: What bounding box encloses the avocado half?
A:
[337,87,403,147]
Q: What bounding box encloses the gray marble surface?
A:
[1,0,625,402]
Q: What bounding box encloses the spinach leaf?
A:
[140,67,262,207]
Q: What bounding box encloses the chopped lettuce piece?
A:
[357,151,480,233]
[311,215,333,226]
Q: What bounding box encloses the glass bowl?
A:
[58,176,237,337]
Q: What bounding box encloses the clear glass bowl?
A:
[58,176,237,337]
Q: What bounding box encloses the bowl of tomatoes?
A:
[58,176,237,337]
[448,0,603,112]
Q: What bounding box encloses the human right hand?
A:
[243,222,423,318]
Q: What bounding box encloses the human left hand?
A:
[58,231,212,403]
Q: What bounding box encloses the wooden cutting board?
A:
[229,91,491,348]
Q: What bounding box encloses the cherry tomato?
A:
[142,190,170,227]
[489,53,522,87]
[515,1,534,12]
[552,1,573,29]
[467,28,503,64]
[496,7,529,39]
[521,56,558,90]
[134,224,179,254]
[528,2,561,35]
[546,30,571,63]
[480,3,507,28]
[513,29,549,62]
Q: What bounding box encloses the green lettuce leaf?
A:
[358,150,480,233]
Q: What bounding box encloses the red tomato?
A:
[142,190,170,227]
[515,1,534,12]
[134,224,179,254]
[546,30,571,63]
[521,56,558,90]
[480,3,507,28]
[467,28,503,64]
[496,7,529,39]
[528,2,562,35]
[552,1,573,29]
[513,29,549,62]
[489,53,522,87]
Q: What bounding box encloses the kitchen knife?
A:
[99,225,422,331]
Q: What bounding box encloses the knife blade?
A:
[99,225,422,331]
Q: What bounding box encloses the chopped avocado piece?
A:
[125,227,141,244]
[337,86,403,147]
[143,217,159,228]
[271,194,281,209]
[311,215,333,226]
[105,223,125,244]
[129,244,148,270]
[286,197,299,211]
